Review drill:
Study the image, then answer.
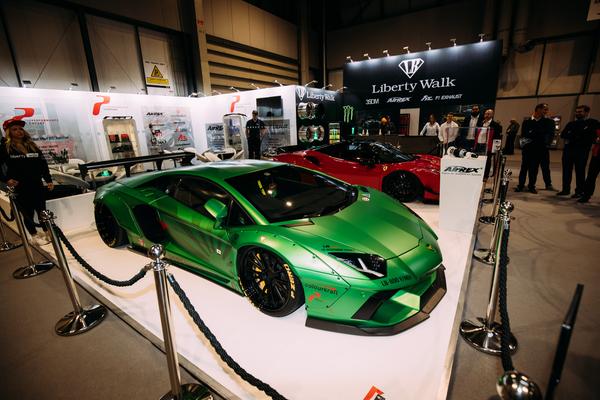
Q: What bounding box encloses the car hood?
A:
[276,189,423,260]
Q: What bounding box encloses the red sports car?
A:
[274,141,440,202]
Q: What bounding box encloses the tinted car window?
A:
[169,177,230,219]
[226,201,253,227]
[227,165,357,223]
[317,142,347,158]
[369,142,415,163]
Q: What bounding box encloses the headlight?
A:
[330,252,387,279]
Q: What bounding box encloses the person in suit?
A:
[557,105,598,197]
[515,104,556,194]
[459,104,483,150]
[477,109,503,177]
[578,126,600,203]
[539,103,556,190]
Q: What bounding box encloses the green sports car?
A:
[94,160,445,335]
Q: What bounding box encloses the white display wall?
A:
[0,86,298,163]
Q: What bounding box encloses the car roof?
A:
[123,159,283,187]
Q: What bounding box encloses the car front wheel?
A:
[239,247,304,317]
[94,203,127,247]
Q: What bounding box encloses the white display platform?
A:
[439,155,487,233]
[1,192,476,400]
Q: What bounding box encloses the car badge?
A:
[383,165,388,171]
[426,244,435,252]
[361,193,371,202]
[216,248,222,255]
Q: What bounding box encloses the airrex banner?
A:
[343,41,501,108]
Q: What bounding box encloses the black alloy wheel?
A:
[382,171,423,203]
[239,247,304,317]
[94,203,127,247]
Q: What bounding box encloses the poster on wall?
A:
[0,98,89,163]
[294,87,341,145]
[143,106,194,153]
[342,40,502,136]
[206,123,225,151]
[261,119,290,152]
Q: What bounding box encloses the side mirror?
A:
[204,198,228,229]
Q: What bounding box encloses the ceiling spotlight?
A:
[479,33,485,42]
[211,90,222,95]
[68,82,78,91]
[22,79,32,88]
[335,86,348,93]
[363,53,371,60]
[426,42,432,50]
[107,85,116,93]
[250,83,260,90]
[403,46,410,54]
[450,38,457,47]
[382,49,389,57]
[188,92,198,97]
[346,55,354,63]
[273,79,284,87]
[229,86,240,92]
[321,84,332,90]
[304,80,317,87]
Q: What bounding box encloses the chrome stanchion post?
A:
[474,169,512,264]
[480,154,506,212]
[9,188,54,279]
[482,152,503,203]
[40,210,107,335]
[460,201,518,355]
[148,245,208,400]
[484,150,501,195]
[0,215,21,251]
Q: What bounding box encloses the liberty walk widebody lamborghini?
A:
[94,160,446,335]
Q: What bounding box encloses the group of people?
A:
[1,118,54,245]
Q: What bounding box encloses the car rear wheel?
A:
[382,171,423,202]
[239,247,304,317]
[95,203,127,247]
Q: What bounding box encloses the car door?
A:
[323,142,382,187]
[151,176,236,281]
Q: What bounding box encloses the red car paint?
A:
[274,143,440,202]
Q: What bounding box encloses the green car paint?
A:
[94,160,446,335]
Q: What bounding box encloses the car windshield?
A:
[226,165,357,223]
[370,142,415,163]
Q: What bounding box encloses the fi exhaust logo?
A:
[398,58,424,79]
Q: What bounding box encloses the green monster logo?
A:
[343,105,354,123]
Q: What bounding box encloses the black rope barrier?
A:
[54,224,149,287]
[167,274,287,400]
[0,204,15,222]
[498,223,514,372]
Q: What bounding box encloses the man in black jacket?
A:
[478,109,503,178]
[459,104,483,150]
[539,103,555,190]
[515,103,556,193]
[557,105,598,197]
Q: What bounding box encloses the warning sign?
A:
[144,61,170,87]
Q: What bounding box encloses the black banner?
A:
[343,41,501,108]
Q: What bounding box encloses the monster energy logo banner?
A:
[343,105,354,123]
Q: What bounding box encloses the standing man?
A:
[477,109,502,177]
[245,110,266,160]
[515,103,556,193]
[504,118,519,155]
[439,113,459,155]
[460,104,483,150]
[578,125,600,203]
[557,105,598,197]
[539,103,556,190]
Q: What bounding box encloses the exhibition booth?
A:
[1,40,512,400]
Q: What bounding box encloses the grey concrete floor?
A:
[448,150,600,400]
[0,149,598,400]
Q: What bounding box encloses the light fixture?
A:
[335,86,348,93]
[479,33,485,42]
[273,79,284,86]
[229,86,240,92]
[363,53,371,60]
[107,85,116,93]
[68,82,78,91]
[450,38,457,47]
[22,79,32,88]
[403,46,410,54]
[250,83,260,89]
[188,92,198,97]
[304,80,317,87]
[321,84,332,90]
[426,42,432,50]
[137,88,146,95]
[212,90,222,95]
[346,55,353,63]
[382,49,389,57]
